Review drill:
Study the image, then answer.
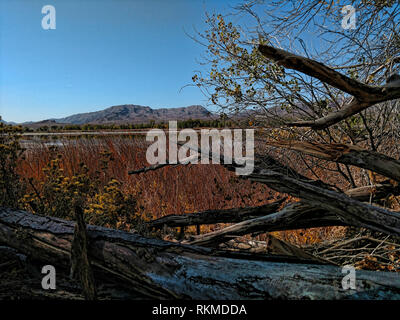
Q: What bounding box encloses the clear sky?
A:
[0,0,242,123]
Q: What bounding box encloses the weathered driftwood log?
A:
[129,143,400,240]
[148,182,392,233]
[258,44,400,129]
[130,148,400,242]
[1,208,400,299]
[148,199,285,229]
[186,203,345,247]
[245,169,400,237]
[345,183,400,202]
[267,140,400,182]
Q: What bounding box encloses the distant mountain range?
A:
[2,104,214,127]
[52,104,213,125]
[0,118,16,125]
[2,103,323,128]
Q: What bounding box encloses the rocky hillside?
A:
[53,104,213,125]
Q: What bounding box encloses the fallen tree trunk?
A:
[148,199,285,229]
[148,184,393,232]
[246,169,400,237]
[345,183,400,202]
[186,203,345,247]
[1,208,400,299]
[129,147,400,238]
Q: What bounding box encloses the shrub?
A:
[0,123,25,208]
[21,155,95,219]
[20,148,147,233]
[85,179,146,231]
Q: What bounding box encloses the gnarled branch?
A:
[267,140,400,182]
[247,169,400,237]
[186,202,344,247]
[147,199,285,229]
[258,44,400,129]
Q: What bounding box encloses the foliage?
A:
[0,123,25,208]
[17,137,275,233]
[192,13,291,117]
[85,179,146,232]
[191,1,400,153]
[19,146,150,233]
[187,1,400,272]
[34,118,234,132]
[21,155,95,219]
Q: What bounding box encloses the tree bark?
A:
[148,199,285,229]
[1,208,400,299]
[70,204,96,300]
[268,140,400,182]
[246,169,400,237]
[186,203,344,247]
[148,182,397,234]
[345,183,400,202]
[258,44,400,129]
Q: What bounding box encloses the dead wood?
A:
[147,199,285,229]
[70,204,96,300]
[258,44,400,129]
[246,169,400,237]
[267,140,400,182]
[186,202,344,247]
[2,208,400,299]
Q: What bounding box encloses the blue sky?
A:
[0,0,243,123]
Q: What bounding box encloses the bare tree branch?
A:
[186,202,344,247]
[246,169,400,237]
[148,199,285,229]
[267,140,400,182]
[258,44,400,129]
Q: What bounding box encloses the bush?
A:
[85,179,144,231]
[20,148,147,233]
[21,156,95,219]
[0,123,25,208]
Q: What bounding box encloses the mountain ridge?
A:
[51,104,213,125]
